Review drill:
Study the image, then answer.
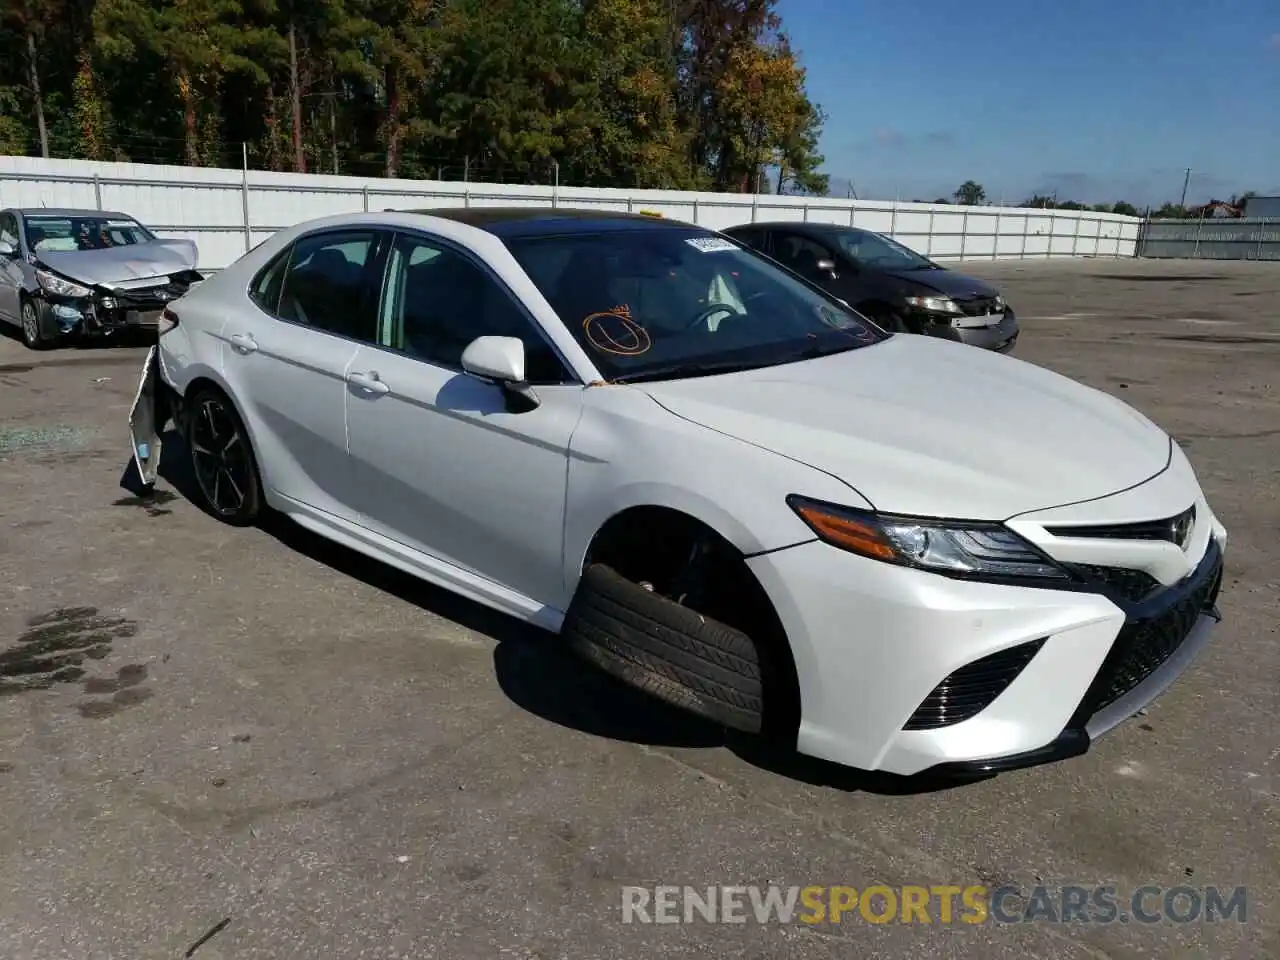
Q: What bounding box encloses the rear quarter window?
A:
[250,246,292,315]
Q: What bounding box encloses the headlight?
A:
[904,295,961,314]
[787,496,1069,582]
[35,269,92,298]
[992,295,1006,312]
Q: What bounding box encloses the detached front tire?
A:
[562,563,764,733]
[185,386,263,526]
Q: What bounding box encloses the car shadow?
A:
[0,321,155,350]
[135,431,974,796]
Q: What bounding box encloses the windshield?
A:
[505,228,888,382]
[832,228,934,270]
[24,216,154,254]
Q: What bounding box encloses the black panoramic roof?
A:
[405,206,702,238]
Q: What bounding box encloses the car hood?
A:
[35,239,199,286]
[640,336,1171,520]
[880,267,999,299]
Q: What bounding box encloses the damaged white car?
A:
[128,209,1228,779]
[0,207,201,349]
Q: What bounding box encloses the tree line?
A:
[0,0,828,194]
[944,181,1263,219]
[939,181,1140,215]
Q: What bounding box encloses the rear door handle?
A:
[347,370,390,395]
[229,333,258,354]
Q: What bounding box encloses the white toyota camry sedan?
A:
[129,208,1227,777]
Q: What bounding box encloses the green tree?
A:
[94,0,285,165]
[577,0,689,188]
[342,0,444,178]
[2,0,66,158]
[674,0,824,192]
[0,0,827,193]
[425,0,588,181]
[953,180,986,205]
[716,32,824,193]
[72,51,113,161]
[0,86,28,155]
[1111,201,1139,217]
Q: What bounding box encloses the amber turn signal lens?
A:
[793,502,899,562]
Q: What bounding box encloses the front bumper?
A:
[34,273,197,337]
[746,497,1225,776]
[954,310,1020,352]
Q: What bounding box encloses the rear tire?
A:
[562,563,764,733]
[185,386,263,526]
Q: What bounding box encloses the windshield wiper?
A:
[610,358,777,384]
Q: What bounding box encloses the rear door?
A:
[343,229,583,608]
[221,227,387,518]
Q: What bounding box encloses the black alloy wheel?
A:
[186,388,262,525]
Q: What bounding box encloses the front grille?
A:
[1069,564,1162,603]
[956,296,999,317]
[1048,505,1196,546]
[1081,544,1223,715]
[111,281,189,309]
[904,639,1045,730]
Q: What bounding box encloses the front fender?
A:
[560,386,869,606]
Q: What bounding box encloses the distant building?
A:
[1243,196,1280,219]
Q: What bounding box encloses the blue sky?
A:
[778,0,1280,206]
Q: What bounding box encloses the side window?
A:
[249,246,291,315]
[0,214,19,248]
[774,233,834,278]
[731,228,766,253]
[277,230,380,340]
[378,233,568,385]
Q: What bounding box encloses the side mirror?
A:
[0,240,15,257]
[461,335,539,412]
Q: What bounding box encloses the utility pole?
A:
[1180,168,1192,209]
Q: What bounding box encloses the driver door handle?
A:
[348,370,390,395]
[229,333,258,354]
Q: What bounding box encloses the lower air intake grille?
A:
[904,639,1046,731]
[1083,547,1224,715]
[1071,564,1162,603]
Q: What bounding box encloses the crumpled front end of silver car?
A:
[32,238,203,336]
[36,271,203,336]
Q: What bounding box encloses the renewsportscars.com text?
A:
[621,884,1248,926]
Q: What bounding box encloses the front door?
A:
[0,213,24,322]
[771,231,839,288]
[344,230,582,609]
[220,227,386,519]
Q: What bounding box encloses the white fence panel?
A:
[0,155,1141,270]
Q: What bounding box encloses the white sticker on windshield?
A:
[685,236,738,253]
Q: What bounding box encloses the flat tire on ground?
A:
[562,563,764,733]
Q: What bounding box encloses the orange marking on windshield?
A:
[583,310,652,357]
